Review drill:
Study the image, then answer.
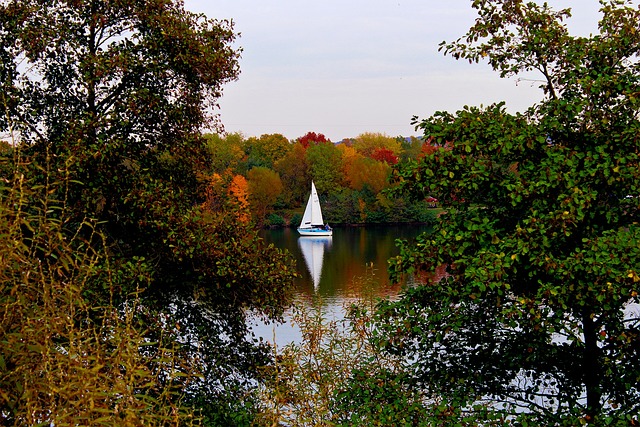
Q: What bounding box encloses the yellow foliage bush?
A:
[0,158,201,426]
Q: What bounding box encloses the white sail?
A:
[299,181,324,229]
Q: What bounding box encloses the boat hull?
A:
[297,227,333,237]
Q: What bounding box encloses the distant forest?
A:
[205,130,438,227]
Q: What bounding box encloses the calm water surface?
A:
[251,225,430,345]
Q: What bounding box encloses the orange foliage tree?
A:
[340,145,363,190]
[344,156,391,193]
[229,174,250,223]
[201,172,250,223]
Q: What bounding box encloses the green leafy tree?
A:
[322,188,360,225]
[306,141,344,196]
[398,136,424,162]
[0,0,244,274]
[243,133,292,170]
[380,0,640,424]
[205,132,246,174]
[0,0,240,210]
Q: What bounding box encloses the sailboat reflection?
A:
[297,236,332,290]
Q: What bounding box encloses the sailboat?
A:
[297,181,333,236]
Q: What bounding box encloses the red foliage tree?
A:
[371,147,398,165]
[297,131,329,149]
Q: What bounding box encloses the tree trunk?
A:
[582,310,602,421]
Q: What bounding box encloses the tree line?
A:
[204,131,436,228]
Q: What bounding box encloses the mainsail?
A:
[299,181,324,229]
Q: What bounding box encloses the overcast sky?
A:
[184,1,610,142]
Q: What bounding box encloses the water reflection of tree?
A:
[375,280,640,423]
[147,291,274,419]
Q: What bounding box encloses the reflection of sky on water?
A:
[252,225,431,346]
[250,292,392,348]
[249,296,345,348]
[249,316,303,348]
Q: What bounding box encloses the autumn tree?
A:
[344,156,391,194]
[229,173,251,222]
[374,0,640,425]
[338,144,360,182]
[274,142,311,207]
[297,131,330,149]
[202,172,250,223]
[247,166,284,225]
[370,147,398,165]
[0,163,203,426]
[353,132,402,159]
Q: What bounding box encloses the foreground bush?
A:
[0,163,201,426]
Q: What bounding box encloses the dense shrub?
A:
[290,213,303,228]
[266,213,286,228]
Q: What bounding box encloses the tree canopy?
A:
[380,0,640,424]
[1,0,236,247]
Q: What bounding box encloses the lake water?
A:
[251,225,430,346]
